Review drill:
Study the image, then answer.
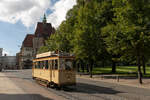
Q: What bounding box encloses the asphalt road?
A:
[1,69,150,100]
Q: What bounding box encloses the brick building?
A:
[33,21,55,57]
[18,15,55,69]
[19,34,34,69]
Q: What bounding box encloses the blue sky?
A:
[0,0,76,55]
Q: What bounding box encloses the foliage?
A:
[37,46,49,54]
[102,0,150,83]
[38,0,150,81]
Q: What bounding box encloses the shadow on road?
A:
[0,94,53,100]
[63,82,123,95]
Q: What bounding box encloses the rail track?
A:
[34,79,127,100]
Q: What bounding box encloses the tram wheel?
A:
[32,77,35,80]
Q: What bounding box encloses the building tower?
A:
[43,13,47,23]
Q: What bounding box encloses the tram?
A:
[32,51,76,87]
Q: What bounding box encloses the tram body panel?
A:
[32,68,51,81]
[59,70,76,85]
[51,70,59,84]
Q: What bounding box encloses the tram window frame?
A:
[52,60,54,69]
[37,61,41,68]
[34,62,38,68]
[55,60,58,69]
[65,59,73,70]
[59,59,65,70]
[45,60,48,69]
[41,61,44,69]
[49,60,52,69]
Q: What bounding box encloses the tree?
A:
[103,0,150,84]
[38,46,49,54]
[102,24,123,73]
[72,0,113,77]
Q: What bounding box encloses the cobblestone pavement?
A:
[1,69,150,100]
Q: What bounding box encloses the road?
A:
[1,69,150,100]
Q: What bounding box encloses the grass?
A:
[91,66,150,77]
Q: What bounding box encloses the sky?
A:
[0,0,76,56]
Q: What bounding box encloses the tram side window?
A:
[65,59,72,70]
[59,59,65,70]
[49,60,52,69]
[35,62,38,68]
[45,60,48,69]
[41,61,44,69]
[51,60,54,69]
[51,60,58,69]
[55,60,58,69]
[38,61,40,68]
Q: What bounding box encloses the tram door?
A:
[51,59,58,83]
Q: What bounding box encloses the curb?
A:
[77,75,150,90]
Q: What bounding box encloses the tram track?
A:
[34,81,84,100]
[35,79,126,100]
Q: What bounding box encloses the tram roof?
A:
[35,51,74,59]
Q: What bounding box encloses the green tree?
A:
[45,5,78,52]
[73,0,113,77]
[38,46,49,54]
[103,0,150,84]
[102,24,123,73]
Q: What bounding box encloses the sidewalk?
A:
[0,72,25,94]
[0,72,31,100]
[77,74,150,89]
[0,72,62,100]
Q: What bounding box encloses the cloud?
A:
[47,0,76,28]
[0,0,51,27]
[2,48,11,56]
[0,0,76,28]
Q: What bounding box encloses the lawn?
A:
[92,66,150,77]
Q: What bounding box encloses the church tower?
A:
[43,13,47,23]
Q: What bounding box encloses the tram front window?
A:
[65,59,72,70]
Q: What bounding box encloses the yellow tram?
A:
[32,51,76,87]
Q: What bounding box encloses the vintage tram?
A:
[32,51,76,87]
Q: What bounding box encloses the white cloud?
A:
[0,0,76,28]
[47,0,76,28]
[2,48,11,56]
[0,0,51,27]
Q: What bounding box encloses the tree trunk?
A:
[137,55,142,84]
[81,61,85,73]
[112,61,116,73]
[102,60,105,67]
[86,63,89,73]
[77,63,80,72]
[89,60,93,78]
[142,56,146,75]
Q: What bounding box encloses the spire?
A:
[43,13,47,23]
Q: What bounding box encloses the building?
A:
[0,48,3,56]
[18,14,55,69]
[33,15,55,57]
[19,34,34,69]
[0,56,17,69]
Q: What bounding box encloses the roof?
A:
[22,34,34,47]
[34,22,55,39]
